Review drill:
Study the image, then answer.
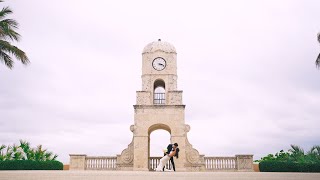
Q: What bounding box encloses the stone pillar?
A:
[133,136,149,171]
[69,154,86,170]
[171,135,187,172]
[235,154,254,172]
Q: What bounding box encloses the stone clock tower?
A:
[116,39,205,171]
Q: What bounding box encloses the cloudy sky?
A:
[1,0,319,164]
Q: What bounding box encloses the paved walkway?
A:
[0,171,320,180]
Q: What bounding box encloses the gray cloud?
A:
[1,0,319,163]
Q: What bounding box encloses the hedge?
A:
[259,161,320,172]
[0,160,63,170]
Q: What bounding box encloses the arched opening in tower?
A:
[148,124,172,171]
[154,79,165,104]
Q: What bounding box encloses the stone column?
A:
[171,135,187,172]
[235,154,254,172]
[133,136,149,171]
[69,154,86,170]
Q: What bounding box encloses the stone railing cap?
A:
[69,154,87,156]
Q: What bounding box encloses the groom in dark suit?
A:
[163,143,178,171]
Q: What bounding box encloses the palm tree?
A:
[1,140,59,161]
[0,144,6,161]
[317,33,320,68]
[33,144,58,161]
[4,145,13,160]
[19,140,33,160]
[11,144,23,160]
[307,145,320,162]
[288,144,305,162]
[0,0,29,69]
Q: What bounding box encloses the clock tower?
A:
[116,39,205,171]
[139,39,180,105]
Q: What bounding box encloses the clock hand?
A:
[158,63,164,67]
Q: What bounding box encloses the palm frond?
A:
[45,151,53,160]
[289,144,305,154]
[316,53,320,69]
[5,151,13,160]
[5,145,13,160]
[52,154,58,161]
[0,7,13,21]
[0,19,18,28]
[0,50,13,68]
[309,145,320,156]
[0,39,29,67]
[0,3,29,69]
[0,144,6,151]
[0,18,20,41]
[0,144,6,159]
[19,140,31,160]
[27,148,36,161]
[11,45,28,64]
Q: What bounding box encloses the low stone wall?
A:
[253,163,260,172]
[63,165,69,170]
[69,154,254,172]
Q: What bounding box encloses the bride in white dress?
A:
[155,147,178,172]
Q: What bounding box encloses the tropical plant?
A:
[256,144,320,163]
[0,140,58,161]
[316,33,320,68]
[306,145,320,163]
[0,145,6,161]
[0,0,29,69]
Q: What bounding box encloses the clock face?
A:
[152,57,166,71]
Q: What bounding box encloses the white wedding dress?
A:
[155,154,171,172]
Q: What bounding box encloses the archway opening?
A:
[148,124,171,170]
[154,79,165,104]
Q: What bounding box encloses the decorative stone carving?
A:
[130,125,136,134]
[185,124,190,133]
[187,149,200,164]
[185,137,206,171]
[120,141,133,164]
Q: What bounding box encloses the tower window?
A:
[154,79,165,105]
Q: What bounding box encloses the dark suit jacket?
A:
[166,144,173,155]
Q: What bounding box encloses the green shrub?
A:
[0,160,63,170]
[259,161,320,172]
[256,145,320,164]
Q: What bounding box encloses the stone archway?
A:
[148,123,171,170]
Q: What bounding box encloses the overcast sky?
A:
[0,0,319,164]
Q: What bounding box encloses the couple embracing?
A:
[156,143,179,172]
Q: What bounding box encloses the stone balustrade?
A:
[204,155,254,172]
[149,157,172,171]
[86,156,117,170]
[69,155,117,170]
[204,156,236,171]
[70,154,253,171]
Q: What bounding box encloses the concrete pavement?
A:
[0,171,319,180]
